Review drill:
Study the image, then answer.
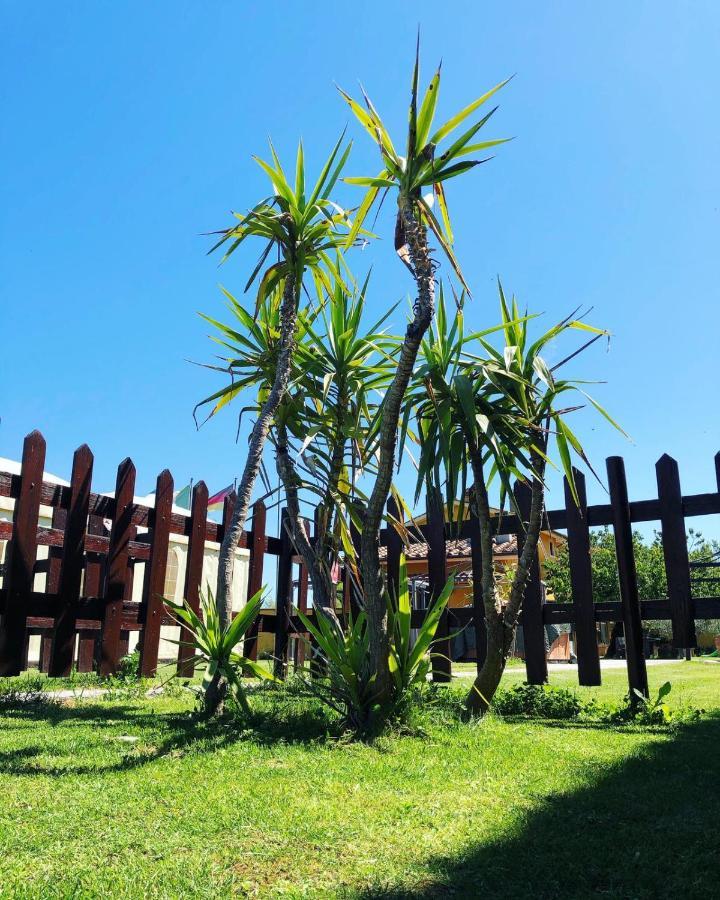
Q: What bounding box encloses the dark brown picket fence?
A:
[1,430,719,696]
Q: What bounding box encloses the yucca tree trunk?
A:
[275,422,339,624]
[466,451,545,716]
[215,273,298,630]
[360,194,435,705]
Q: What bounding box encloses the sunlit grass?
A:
[0,661,717,898]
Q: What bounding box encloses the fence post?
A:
[100,459,136,675]
[468,506,487,675]
[139,469,173,677]
[78,514,107,672]
[385,496,403,604]
[48,444,94,676]
[564,469,601,686]
[244,498,267,662]
[294,519,311,669]
[607,456,649,699]
[0,430,46,676]
[514,479,548,685]
[274,508,293,678]
[427,485,451,682]
[656,454,696,650]
[177,481,208,676]
[42,505,66,672]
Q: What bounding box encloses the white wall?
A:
[0,493,250,666]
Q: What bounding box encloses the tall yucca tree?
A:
[412,281,622,714]
[339,42,510,702]
[203,136,353,634]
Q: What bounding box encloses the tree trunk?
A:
[360,194,436,706]
[467,613,515,714]
[203,670,227,717]
[215,273,298,630]
[466,451,546,716]
[275,421,339,626]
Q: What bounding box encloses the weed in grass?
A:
[0,673,59,711]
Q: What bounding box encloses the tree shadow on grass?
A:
[0,694,339,776]
[357,713,720,900]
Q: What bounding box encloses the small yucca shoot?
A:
[166,587,276,713]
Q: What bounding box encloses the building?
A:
[379,502,568,661]
[0,457,249,665]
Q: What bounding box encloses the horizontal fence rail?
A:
[0,430,719,697]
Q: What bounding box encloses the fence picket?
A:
[244,499,267,662]
[468,507,487,674]
[427,486,451,683]
[656,454,696,649]
[607,456,649,699]
[514,480,547,685]
[49,444,94,676]
[139,469,173,677]
[100,459,136,675]
[385,496,403,604]
[0,431,46,676]
[294,519,310,669]
[177,481,208,676]
[564,469,601,686]
[274,508,293,678]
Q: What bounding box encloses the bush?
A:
[588,681,703,728]
[492,683,582,720]
[116,649,140,680]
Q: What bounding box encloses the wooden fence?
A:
[1,430,719,697]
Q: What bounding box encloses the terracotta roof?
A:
[379,536,517,562]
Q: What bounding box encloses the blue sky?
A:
[2,2,719,535]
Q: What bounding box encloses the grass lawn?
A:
[0,661,718,899]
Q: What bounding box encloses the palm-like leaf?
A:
[387,553,455,693]
[410,279,624,525]
[339,42,510,287]
[207,134,355,313]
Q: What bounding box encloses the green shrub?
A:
[587,681,702,727]
[492,683,582,720]
[116,649,140,680]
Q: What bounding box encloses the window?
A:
[164,548,181,601]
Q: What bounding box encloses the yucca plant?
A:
[387,554,455,696]
[339,42,510,705]
[403,284,534,527]
[296,607,378,732]
[272,272,397,619]
[295,553,455,733]
[201,135,355,634]
[166,588,275,715]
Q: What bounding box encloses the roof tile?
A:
[379,536,517,561]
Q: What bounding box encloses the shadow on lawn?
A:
[358,713,720,900]
[0,695,338,776]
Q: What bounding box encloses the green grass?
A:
[455,658,720,707]
[0,662,718,899]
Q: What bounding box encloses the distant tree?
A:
[544,527,720,641]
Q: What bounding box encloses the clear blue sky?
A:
[2,2,719,534]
